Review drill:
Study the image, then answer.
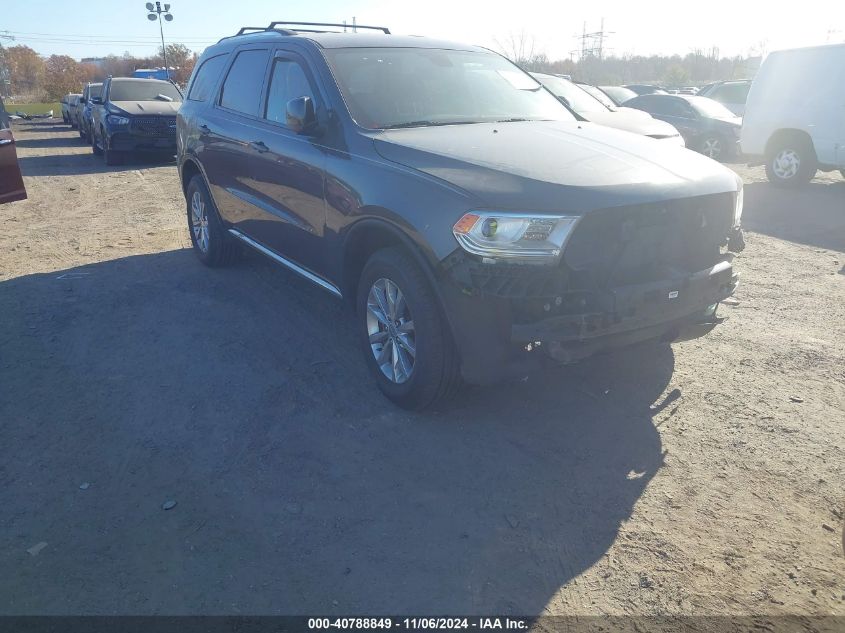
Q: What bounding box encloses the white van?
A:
[741,43,845,185]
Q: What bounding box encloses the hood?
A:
[582,108,681,139]
[373,120,738,213]
[110,100,180,116]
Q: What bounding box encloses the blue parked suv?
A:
[177,21,745,409]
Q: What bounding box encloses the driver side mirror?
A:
[286,96,317,135]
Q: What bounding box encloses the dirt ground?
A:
[1,120,843,618]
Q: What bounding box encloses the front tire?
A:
[765,137,817,186]
[699,135,727,161]
[357,247,461,410]
[91,127,103,156]
[185,175,239,267]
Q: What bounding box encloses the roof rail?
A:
[266,21,390,34]
[219,21,391,44]
[235,26,295,36]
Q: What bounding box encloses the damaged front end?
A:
[441,191,744,384]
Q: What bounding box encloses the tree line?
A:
[0,43,197,102]
[1,38,763,104]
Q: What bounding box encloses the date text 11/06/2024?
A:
[307,617,530,630]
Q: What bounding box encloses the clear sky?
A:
[3,0,844,61]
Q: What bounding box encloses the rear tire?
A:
[186,175,239,267]
[357,247,461,410]
[765,136,817,186]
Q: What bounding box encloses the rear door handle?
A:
[249,140,269,153]
[199,124,211,134]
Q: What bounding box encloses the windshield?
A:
[532,74,609,115]
[109,81,183,103]
[323,48,574,129]
[88,83,103,99]
[600,86,638,105]
[688,96,737,119]
[578,84,617,110]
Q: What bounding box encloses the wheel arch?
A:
[340,217,463,364]
[340,217,441,303]
[765,128,817,160]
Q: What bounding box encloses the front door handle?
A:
[249,140,269,153]
[199,124,211,134]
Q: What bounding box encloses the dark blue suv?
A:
[177,21,745,409]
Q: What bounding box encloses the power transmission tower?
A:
[573,18,613,60]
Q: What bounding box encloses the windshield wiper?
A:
[381,120,482,129]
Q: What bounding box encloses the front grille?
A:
[130,116,176,137]
[564,193,733,287]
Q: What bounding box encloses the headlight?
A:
[452,212,579,263]
[106,114,129,125]
[734,183,743,227]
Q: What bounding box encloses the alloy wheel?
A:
[190,190,210,253]
[702,137,722,159]
[366,277,416,384]
[773,149,800,180]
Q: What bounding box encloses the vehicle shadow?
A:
[0,249,671,615]
[742,180,845,252]
[17,150,175,177]
[15,135,88,149]
[13,122,69,133]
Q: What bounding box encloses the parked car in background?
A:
[598,85,638,106]
[67,94,83,129]
[90,77,182,165]
[132,68,171,80]
[0,96,27,204]
[575,82,618,109]
[741,43,845,185]
[61,93,81,125]
[178,22,744,409]
[625,94,742,160]
[624,84,667,96]
[78,82,103,143]
[697,80,751,116]
[532,73,684,145]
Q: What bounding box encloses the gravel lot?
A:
[1,121,843,617]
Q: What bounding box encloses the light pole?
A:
[146,2,173,79]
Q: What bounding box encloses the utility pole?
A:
[146,2,174,79]
[0,32,14,98]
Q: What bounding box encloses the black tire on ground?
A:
[185,174,240,267]
[356,247,461,410]
[91,127,103,156]
[104,146,123,166]
[765,136,817,186]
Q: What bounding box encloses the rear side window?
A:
[188,54,229,102]
[219,49,270,116]
[712,83,749,104]
[264,58,315,125]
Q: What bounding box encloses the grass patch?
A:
[9,103,61,116]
